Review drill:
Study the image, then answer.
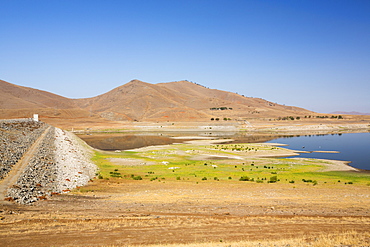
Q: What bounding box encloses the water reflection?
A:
[266,132,370,170]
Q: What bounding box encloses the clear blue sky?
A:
[1,0,369,113]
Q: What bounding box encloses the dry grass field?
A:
[1,180,370,246]
[1,139,370,246]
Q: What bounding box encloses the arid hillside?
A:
[0,79,93,122]
[1,79,315,123]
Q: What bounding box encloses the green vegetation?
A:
[90,142,370,186]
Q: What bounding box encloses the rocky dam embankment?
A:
[0,119,96,204]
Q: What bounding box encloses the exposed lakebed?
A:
[77,131,370,170]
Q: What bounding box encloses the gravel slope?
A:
[2,120,96,204]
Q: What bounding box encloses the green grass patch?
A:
[90,143,370,185]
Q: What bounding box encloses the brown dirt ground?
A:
[1,179,370,246]
[40,114,370,131]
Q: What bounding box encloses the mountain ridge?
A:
[1,79,315,122]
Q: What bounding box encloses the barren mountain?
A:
[76,79,314,121]
[1,79,314,123]
[0,79,93,121]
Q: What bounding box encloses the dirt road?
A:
[0,126,51,202]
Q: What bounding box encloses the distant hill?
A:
[330,111,370,116]
[0,79,94,120]
[0,79,314,122]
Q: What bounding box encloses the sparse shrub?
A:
[98,174,103,179]
[228,177,232,180]
[110,170,122,178]
[302,179,313,183]
[133,175,142,180]
[269,176,278,183]
[289,180,295,184]
[176,176,181,180]
[239,176,250,181]
[256,179,263,183]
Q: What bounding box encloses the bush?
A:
[110,171,122,178]
[132,175,142,180]
[202,177,207,181]
[289,180,295,183]
[302,179,313,183]
[269,176,278,183]
[239,176,250,181]
[176,176,181,180]
[98,174,103,179]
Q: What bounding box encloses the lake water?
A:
[78,131,370,170]
[266,132,370,170]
